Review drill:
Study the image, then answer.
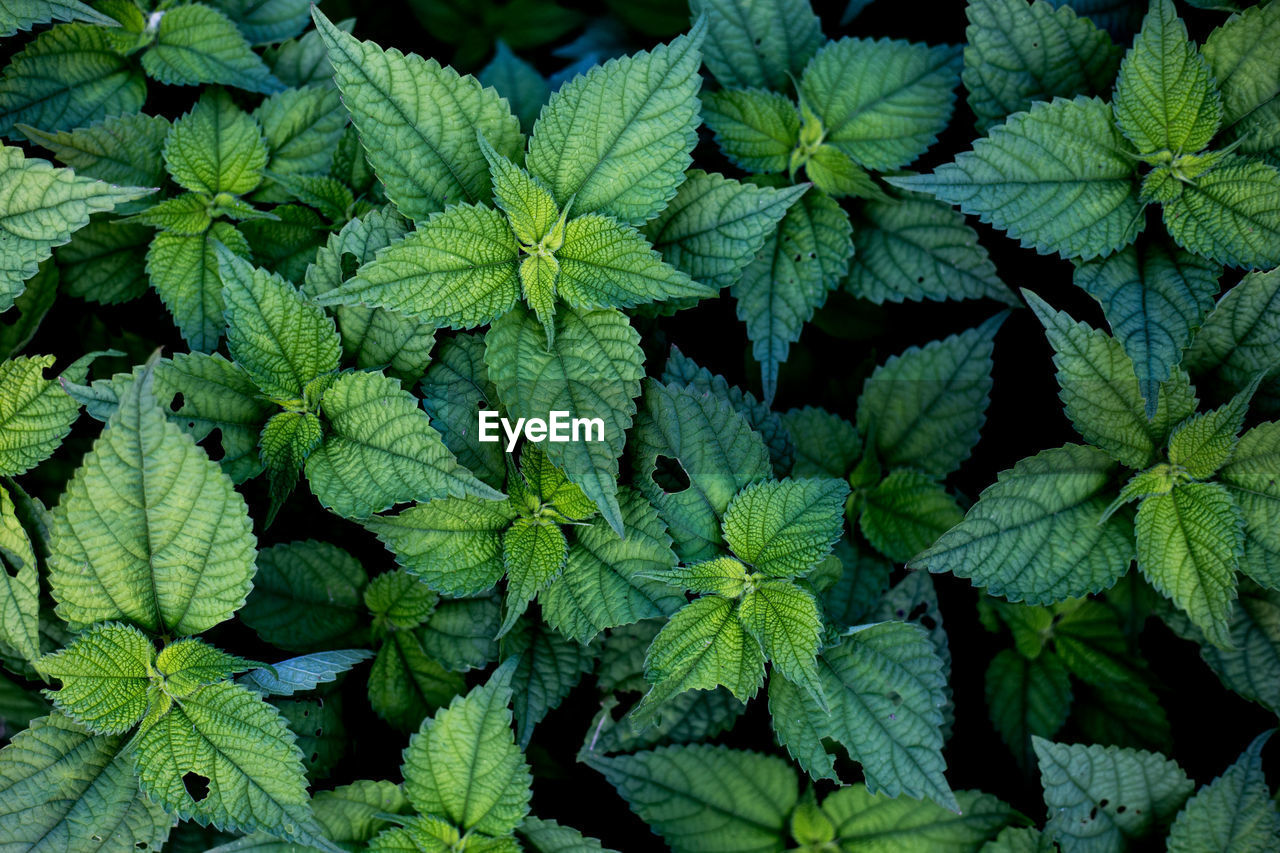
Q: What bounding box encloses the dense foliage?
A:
[0,0,1278,850]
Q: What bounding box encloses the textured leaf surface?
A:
[368,630,465,731]
[738,580,824,705]
[148,223,252,353]
[859,469,964,563]
[19,112,170,189]
[557,213,711,310]
[701,88,799,175]
[478,41,549,132]
[500,518,568,636]
[1186,267,1280,409]
[164,89,269,196]
[0,483,39,666]
[0,355,78,477]
[691,0,823,90]
[723,478,848,577]
[0,0,116,36]
[1203,0,1280,153]
[240,540,368,653]
[142,4,283,94]
[504,618,593,748]
[1166,732,1280,853]
[817,786,1016,851]
[985,649,1072,770]
[240,649,373,697]
[1221,421,1280,566]
[35,623,153,734]
[1161,156,1280,269]
[889,97,1142,260]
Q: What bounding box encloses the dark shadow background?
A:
[3,0,1275,849]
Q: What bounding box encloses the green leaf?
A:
[586,744,797,853]
[422,343,508,479]
[1167,380,1256,478]
[52,217,149,306]
[477,41,549,133]
[734,187,853,404]
[723,478,848,577]
[0,0,116,36]
[0,355,79,477]
[165,89,269,196]
[154,637,256,698]
[818,786,1017,851]
[142,4,283,95]
[635,595,766,720]
[259,410,322,521]
[857,313,1004,477]
[0,24,146,139]
[1074,241,1221,417]
[1136,481,1243,650]
[1189,580,1280,712]
[525,21,705,225]
[859,469,964,563]
[148,222,251,352]
[240,649,372,697]
[1186,267,1280,411]
[161,351,274,483]
[253,85,348,185]
[542,487,683,643]
[503,618,593,748]
[1221,422,1280,579]
[419,594,501,672]
[500,518,568,636]
[320,202,520,328]
[1167,731,1280,852]
[889,96,1143,260]
[701,88,800,175]
[1203,0,1280,153]
[19,112,170,189]
[0,712,173,852]
[312,9,522,221]
[364,496,517,597]
[209,0,310,45]
[401,661,532,837]
[1033,738,1194,851]
[739,580,825,706]
[240,203,324,282]
[984,649,1072,770]
[48,361,257,636]
[35,622,153,735]
[486,305,643,535]
[691,0,823,91]
[783,406,859,479]
[911,444,1134,603]
[510,443,597,522]
[305,369,501,518]
[368,630,465,731]
[1161,155,1280,269]
[0,483,39,666]
[1112,0,1220,156]
[218,246,341,400]
[558,213,713,310]
[365,568,440,630]
[800,38,961,172]
[519,817,620,853]
[963,0,1121,132]
[133,680,316,840]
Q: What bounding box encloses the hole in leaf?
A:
[315,727,323,736]
[920,614,937,631]
[888,690,903,706]
[1,554,19,579]
[1088,806,1097,820]
[204,428,225,462]
[310,751,319,763]
[1099,799,1109,808]
[340,251,360,280]
[908,602,928,621]
[136,843,149,850]
[916,276,925,284]
[651,455,691,493]
[182,772,210,802]
[1116,805,1126,814]
[169,392,185,413]
[0,306,20,327]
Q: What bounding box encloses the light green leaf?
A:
[253,85,348,184]
[364,496,517,597]
[19,113,170,189]
[963,0,1121,131]
[218,246,340,400]
[1186,267,1280,411]
[1167,731,1280,852]
[510,443,596,522]
[801,38,961,171]
[0,712,173,853]
[368,630,465,731]
[477,41,549,133]
[1161,155,1280,269]
[657,555,749,598]
[306,369,501,518]
[240,649,372,697]
[142,4,283,95]
[481,135,559,246]
[312,9,522,221]
[209,0,310,45]
[240,540,367,652]
[1074,240,1221,417]
[985,649,1072,770]
[1112,0,1220,156]
[558,213,713,310]
[734,187,853,405]
[525,21,704,225]
[48,361,257,636]
[542,487,683,644]
[133,680,315,840]
[148,222,252,352]
[910,444,1134,603]
[1203,0,1280,153]
[164,89,269,196]
[692,0,823,90]
[504,618,593,748]
[259,410,322,522]
[738,580,824,706]
[240,203,325,282]
[161,351,273,483]
[365,568,439,630]
[1221,421,1280,569]
[0,355,79,477]
[154,637,255,698]
[124,193,214,235]
[1033,737,1193,852]
[500,518,568,636]
[0,24,146,139]
[320,203,520,328]
[0,0,116,36]
[1167,379,1256,478]
[1136,481,1243,650]
[857,313,1004,477]
[519,817,620,853]
[486,305,643,535]
[586,744,797,853]
[35,622,154,735]
[859,469,964,563]
[889,96,1143,260]
[783,406,859,479]
[700,88,799,175]
[723,478,848,577]
[818,786,1016,852]
[401,661,533,837]
[0,483,39,666]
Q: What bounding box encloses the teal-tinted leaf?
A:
[1161,155,1280,269]
[723,477,849,577]
[1221,422,1280,576]
[504,618,593,748]
[859,469,964,563]
[0,0,116,36]
[0,483,39,666]
[478,41,549,133]
[148,223,251,352]
[985,649,1072,770]
[700,88,799,175]
[419,333,506,490]
[1186,267,1280,413]
[818,786,1017,851]
[19,113,170,189]
[800,38,961,172]
[1203,0,1280,153]
[911,444,1134,603]
[525,21,705,225]
[241,649,372,697]
[266,17,351,89]
[54,218,149,306]
[164,89,269,196]
[734,187,852,405]
[1167,731,1280,852]
[783,406,859,479]
[691,0,823,91]
[142,4,283,95]
[820,540,892,629]
[368,630,465,731]
[889,96,1142,260]
[253,85,348,185]
[419,594,501,673]
[312,9,522,221]
[209,0,310,45]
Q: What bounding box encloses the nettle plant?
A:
[2,0,1280,851]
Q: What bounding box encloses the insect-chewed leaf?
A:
[1136,481,1243,650]
[558,214,713,311]
[857,313,1003,477]
[1112,0,1220,157]
[0,0,117,36]
[1033,738,1194,851]
[486,305,643,536]
[859,469,964,564]
[738,580,825,708]
[889,96,1143,261]
[963,0,1121,131]
[1161,156,1280,270]
[525,20,705,225]
[585,744,798,853]
[401,660,533,837]
[1203,0,1280,153]
[164,89,268,196]
[692,0,823,91]
[722,478,848,577]
[48,361,257,636]
[35,622,154,734]
[312,9,522,221]
[911,444,1134,603]
[239,540,368,652]
[478,41,550,133]
[142,3,284,95]
[305,369,502,518]
[0,712,173,852]
[701,88,801,175]
[0,354,80,477]
[800,38,961,172]
[1166,731,1279,852]
[149,222,252,353]
[0,24,146,139]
